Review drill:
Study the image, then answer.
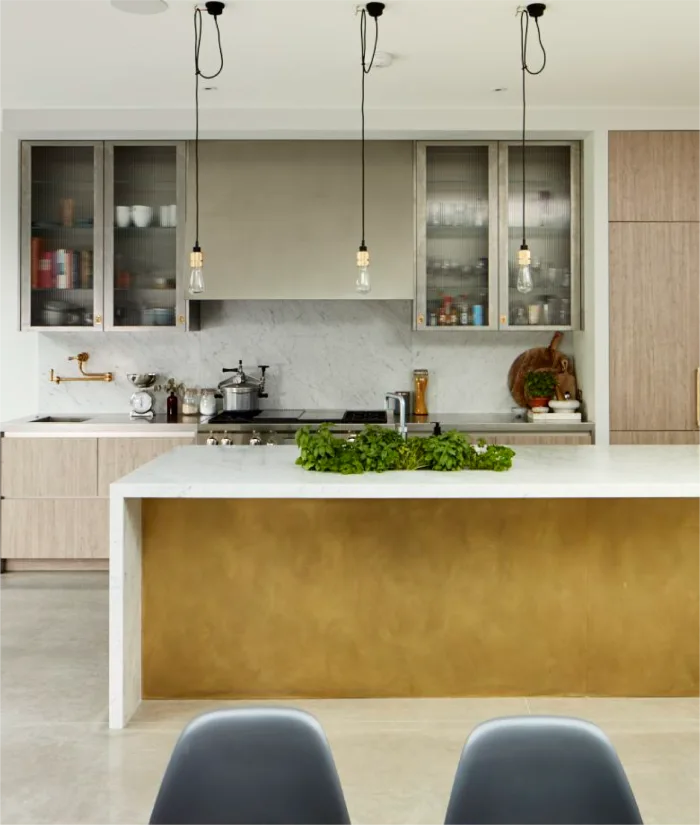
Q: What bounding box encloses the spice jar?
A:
[182,387,200,416]
[199,389,217,416]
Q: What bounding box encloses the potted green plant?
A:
[524,370,557,409]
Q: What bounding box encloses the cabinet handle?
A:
[95,314,102,324]
[178,315,185,325]
[696,367,699,428]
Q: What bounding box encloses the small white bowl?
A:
[549,399,580,411]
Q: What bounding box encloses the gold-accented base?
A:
[142,498,699,699]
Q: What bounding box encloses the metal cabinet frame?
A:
[415,139,582,332]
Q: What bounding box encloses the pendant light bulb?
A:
[356,245,371,294]
[189,246,204,294]
[516,243,533,294]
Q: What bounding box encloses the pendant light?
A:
[355,2,385,294]
[189,1,225,295]
[516,3,547,295]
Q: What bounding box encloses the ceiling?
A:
[1,0,698,112]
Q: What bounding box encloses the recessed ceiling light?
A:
[204,86,218,92]
[372,51,393,69]
[111,0,169,14]
[493,87,508,92]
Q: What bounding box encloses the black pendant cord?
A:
[360,9,379,248]
[193,7,224,249]
[519,10,546,248]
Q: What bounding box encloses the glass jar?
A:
[199,389,217,416]
[182,387,200,416]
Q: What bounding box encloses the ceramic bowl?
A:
[549,399,580,412]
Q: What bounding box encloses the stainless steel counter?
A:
[0,414,200,437]
[1,411,594,437]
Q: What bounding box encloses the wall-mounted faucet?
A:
[49,352,113,384]
[385,392,408,440]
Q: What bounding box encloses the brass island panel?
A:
[142,498,699,699]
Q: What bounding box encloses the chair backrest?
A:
[149,707,351,825]
[444,716,643,825]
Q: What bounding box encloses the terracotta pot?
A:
[529,397,551,409]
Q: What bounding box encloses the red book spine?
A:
[31,238,42,289]
[39,252,53,289]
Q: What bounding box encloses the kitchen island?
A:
[110,445,700,728]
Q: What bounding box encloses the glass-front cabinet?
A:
[416,142,499,329]
[105,142,187,330]
[500,142,580,330]
[21,142,104,330]
[21,141,191,331]
[415,140,581,331]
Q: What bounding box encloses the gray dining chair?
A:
[149,707,351,825]
[444,715,643,825]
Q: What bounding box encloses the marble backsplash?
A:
[37,301,559,414]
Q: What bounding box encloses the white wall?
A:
[0,132,38,422]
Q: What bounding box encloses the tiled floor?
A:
[2,572,698,824]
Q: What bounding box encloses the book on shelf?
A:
[34,248,93,290]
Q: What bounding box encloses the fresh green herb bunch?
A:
[295,426,515,474]
[524,370,557,398]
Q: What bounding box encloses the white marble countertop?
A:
[110,445,700,499]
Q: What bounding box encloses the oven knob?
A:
[249,431,263,446]
[205,434,218,446]
[220,432,233,446]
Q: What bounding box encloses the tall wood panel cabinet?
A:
[609,131,700,445]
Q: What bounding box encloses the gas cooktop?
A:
[204,409,387,426]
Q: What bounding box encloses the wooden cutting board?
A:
[508,332,571,407]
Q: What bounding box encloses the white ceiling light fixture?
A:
[110,0,169,14]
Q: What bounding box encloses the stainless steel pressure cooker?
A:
[218,361,269,412]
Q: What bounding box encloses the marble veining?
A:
[38,301,556,414]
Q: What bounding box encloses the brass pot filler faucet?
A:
[49,352,113,385]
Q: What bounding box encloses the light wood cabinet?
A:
[467,433,592,446]
[1,437,97,497]
[609,222,699,432]
[498,433,591,446]
[1,499,109,559]
[187,140,414,300]
[97,437,193,496]
[611,431,700,445]
[609,131,699,222]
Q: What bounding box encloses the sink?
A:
[31,416,89,423]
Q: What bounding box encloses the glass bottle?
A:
[413,369,429,417]
[166,391,179,421]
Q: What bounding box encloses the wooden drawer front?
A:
[1,499,109,559]
[491,433,593,446]
[611,431,700,445]
[1,438,97,498]
[98,437,193,496]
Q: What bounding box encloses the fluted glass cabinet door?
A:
[499,142,581,330]
[105,143,186,330]
[416,142,498,330]
[21,142,103,330]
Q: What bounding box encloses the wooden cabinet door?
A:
[187,140,414,300]
[1,438,98,498]
[610,222,700,432]
[1,499,109,559]
[97,437,193,496]
[609,131,699,222]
